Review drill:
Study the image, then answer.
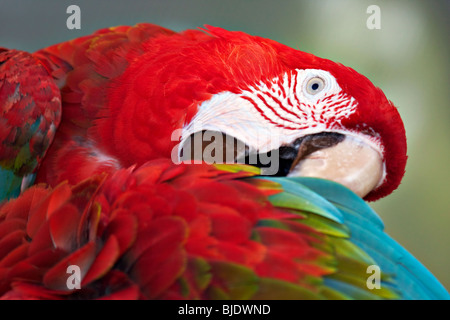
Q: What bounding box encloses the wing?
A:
[1,161,446,300]
[33,23,177,186]
[263,176,450,300]
[0,48,61,201]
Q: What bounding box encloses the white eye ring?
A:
[305,77,325,95]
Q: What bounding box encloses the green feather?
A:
[189,257,213,292]
[214,163,261,175]
[252,278,322,300]
[294,214,349,238]
[263,177,344,223]
[208,262,259,300]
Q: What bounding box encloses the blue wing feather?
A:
[295,177,450,300]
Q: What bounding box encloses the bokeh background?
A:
[1,0,449,293]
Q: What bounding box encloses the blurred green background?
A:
[1,0,449,293]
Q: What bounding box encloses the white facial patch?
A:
[181,69,358,155]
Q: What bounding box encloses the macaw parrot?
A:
[0,23,448,300]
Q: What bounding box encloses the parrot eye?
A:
[305,77,325,95]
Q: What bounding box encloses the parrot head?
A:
[100,25,407,201]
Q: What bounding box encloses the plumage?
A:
[0,49,61,201]
[0,23,446,300]
[0,161,430,299]
[0,161,447,299]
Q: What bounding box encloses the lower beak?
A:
[287,133,384,198]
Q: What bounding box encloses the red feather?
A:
[0,160,331,299]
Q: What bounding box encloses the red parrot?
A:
[24,23,406,201]
[0,23,448,300]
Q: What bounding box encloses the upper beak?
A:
[286,132,384,198]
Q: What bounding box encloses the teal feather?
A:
[0,168,22,200]
[289,177,450,300]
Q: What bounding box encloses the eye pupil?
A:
[305,77,325,95]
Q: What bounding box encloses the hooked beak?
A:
[285,132,384,198]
